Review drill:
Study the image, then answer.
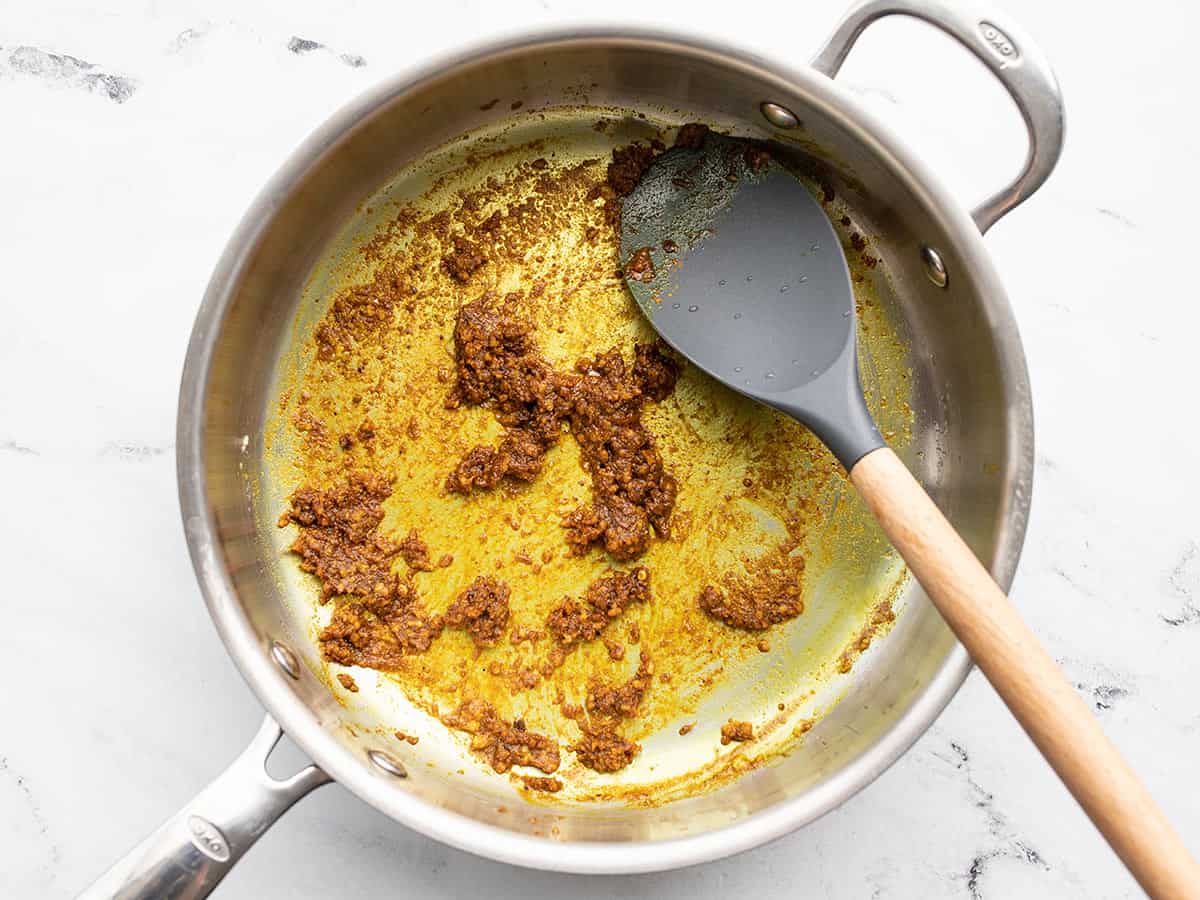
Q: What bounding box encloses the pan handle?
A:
[76,715,330,900]
[810,0,1065,233]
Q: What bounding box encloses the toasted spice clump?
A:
[699,583,805,630]
[312,274,406,362]
[279,472,398,601]
[561,346,679,559]
[442,235,487,282]
[585,567,651,616]
[443,297,569,494]
[319,579,444,670]
[444,698,560,774]
[606,143,658,196]
[395,730,420,745]
[571,725,641,773]
[502,663,542,692]
[546,568,650,646]
[510,625,544,646]
[519,775,563,793]
[445,296,679,559]
[545,598,609,646]
[720,719,754,744]
[561,641,652,772]
[397,529,434,571]
[337,673,359,692]
[587,654,653,719]
[624,246,655,283]
[284,479,444,670]
[445,575,511,648]
[678,722,695,736]
[697,540,806,630]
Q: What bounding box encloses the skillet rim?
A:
[176,24,1033,874]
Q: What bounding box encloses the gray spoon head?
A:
[620,134,882,467]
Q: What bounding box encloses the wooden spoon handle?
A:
[850,447,1200,900]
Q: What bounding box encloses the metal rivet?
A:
[368,750,408,778]
[270,640,300,679]
[921,246,949,288]
[760,102,799,130]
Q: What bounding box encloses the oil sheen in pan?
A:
[260,107,914,806]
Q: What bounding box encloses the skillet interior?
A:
[263,108,918,805]
[184,33,1031,857]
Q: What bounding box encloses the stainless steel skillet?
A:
[81,1,1065,895]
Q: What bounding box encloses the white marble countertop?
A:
[2,1,1197,897]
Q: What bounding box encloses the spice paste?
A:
[271,115,914,803]
[445,296,679,560]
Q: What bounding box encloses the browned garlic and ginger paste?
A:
[274,119,906,798]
